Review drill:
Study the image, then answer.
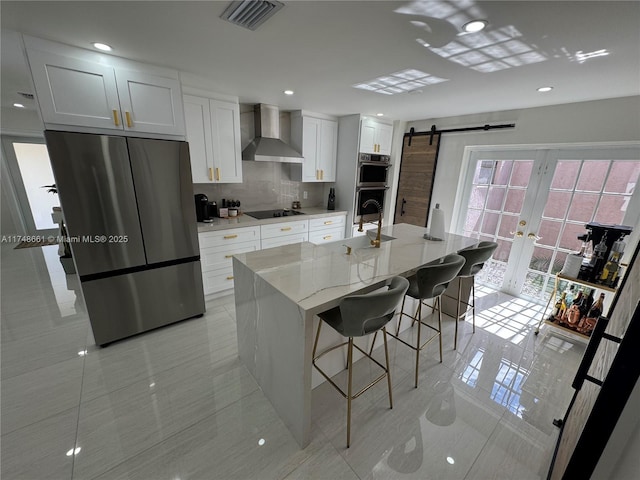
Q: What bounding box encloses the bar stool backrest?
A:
[457,242,498,277]
[416,254,466,300]
[339,276,410,337]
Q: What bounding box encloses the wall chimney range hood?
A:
[242,104,303,163]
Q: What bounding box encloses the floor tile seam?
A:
[78,350,244,405]
[71,343,89,480]
[0,404,78,438]
[0,325,90,352]
[80,386,266,480]
[0,347,90,382]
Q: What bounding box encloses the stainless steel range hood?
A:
[242,104,303,163]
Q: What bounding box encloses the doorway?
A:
[455,145,640,302]
[1,136,58,236]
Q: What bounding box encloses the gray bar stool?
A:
[453,241,498,349]
[383,254,465,388]
[312,276,409,448]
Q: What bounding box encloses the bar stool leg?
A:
[455,279,461,350]
[437,296,443,363]
[346,338,354,448]
[383,327,393,409]
[414,302,422,388]
[471,277,476,333]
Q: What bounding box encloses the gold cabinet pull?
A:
[324,220,332,225]
[280,227,292,231]
[224,234,238,240]
[323,235,332,240]
[226,276,234,280]
[125,111,132,128]
[321,170,324,180]
[209,167,213,181]
[112,110,120,126]
[216,168,220,181]
[316,169,320,180]
[225,254,233,258]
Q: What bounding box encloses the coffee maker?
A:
[578,222,633,283]
[194,194,216,223]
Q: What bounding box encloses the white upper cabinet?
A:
[183,94,242,184]
[291,112,338,182]
[24,35,185,137]
[116,69,184,136]
[359,118,393,155]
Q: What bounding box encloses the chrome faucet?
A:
[358,199,382,248]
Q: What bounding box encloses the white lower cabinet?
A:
[308,214,346,245]
[198,226,260,295]
[261,220,308,249]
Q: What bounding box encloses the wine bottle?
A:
[587,292,605,319]
[590,233,608,282]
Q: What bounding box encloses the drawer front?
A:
[308,227,345,245]
[200,240,260,271]
[309,215,346,231]
[202,266,236,295]
[198,226,260,248]
[261,232,308,249]
[260,220,308,239]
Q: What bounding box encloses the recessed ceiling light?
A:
[376,113,384,117]
[13,103,25,108]
[462,20,487,33]
[92,42,112,52]
[283,90,294,95]
[537,86,553,92]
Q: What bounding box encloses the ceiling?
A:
[1,1,639,122]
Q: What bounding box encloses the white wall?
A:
[404,96,640,232]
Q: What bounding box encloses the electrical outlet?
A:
[303,191,308,199]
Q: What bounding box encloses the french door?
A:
[456,145,640,302]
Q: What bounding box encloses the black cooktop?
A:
[244,209,306,220]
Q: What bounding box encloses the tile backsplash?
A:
[194,162,326,211]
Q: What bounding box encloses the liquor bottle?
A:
[572,289,584,307]
[559,292,569,320]
[580,289,595,316]
[589,233,608,282]
[587,293,605,319]
[551,292,564,319]
[602,235,626,287]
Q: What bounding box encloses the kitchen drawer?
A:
[309,215,346,231]
[202,266,236,295]
[308,226,345,245]
[261,232,309,249]
[199,226,260,248]
[260,220,308,239]
[200,240,260,272]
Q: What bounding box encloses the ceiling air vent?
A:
[220,0,284,31]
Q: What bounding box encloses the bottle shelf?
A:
[556,273,617,293]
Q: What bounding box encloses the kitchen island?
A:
[232,223,477,447]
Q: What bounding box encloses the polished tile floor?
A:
[1,243,587,479]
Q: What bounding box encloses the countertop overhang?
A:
[233,223,478,316]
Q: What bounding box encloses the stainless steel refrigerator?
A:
[45,131,205,346]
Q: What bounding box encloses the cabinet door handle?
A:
[216,168,220,181]
[324,220,333,225]
[401,198,406,216]
[112,110,120,126]
[224,234,238,239]
[281,227,292,231]
[226,276,234,280]
[209,167,213,181]
[321,169,324,180]
[125,111,132,128]
[225,254,233,258]
[316,170,320,180]
[323,235,332,240]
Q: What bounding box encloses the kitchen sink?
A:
[324,230,395,253]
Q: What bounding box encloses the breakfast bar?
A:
[232,223,477,447]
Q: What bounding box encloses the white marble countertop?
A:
[234,223,478,315]
[197,207,347,233]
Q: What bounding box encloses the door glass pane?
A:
[594,195,628,224]
[567,193,599,222]
[504,189,525,213]
[576,160,608,192]
[604,161,640,193]
[486,186,506,210]
[542,191,571,218]
[550,160,580,189]
[537,219,561,247]
[510,161,533,187]
[13,143,57,230]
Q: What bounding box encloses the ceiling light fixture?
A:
[376,113,384,117]
[92,42,112,52]
[13,103,25,108]
[283,90,294,95]
[537,86,553,92]
[462,20,487,33]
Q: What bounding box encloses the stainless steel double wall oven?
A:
[355,152,391,222]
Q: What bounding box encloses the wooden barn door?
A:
[394,133,440,227]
